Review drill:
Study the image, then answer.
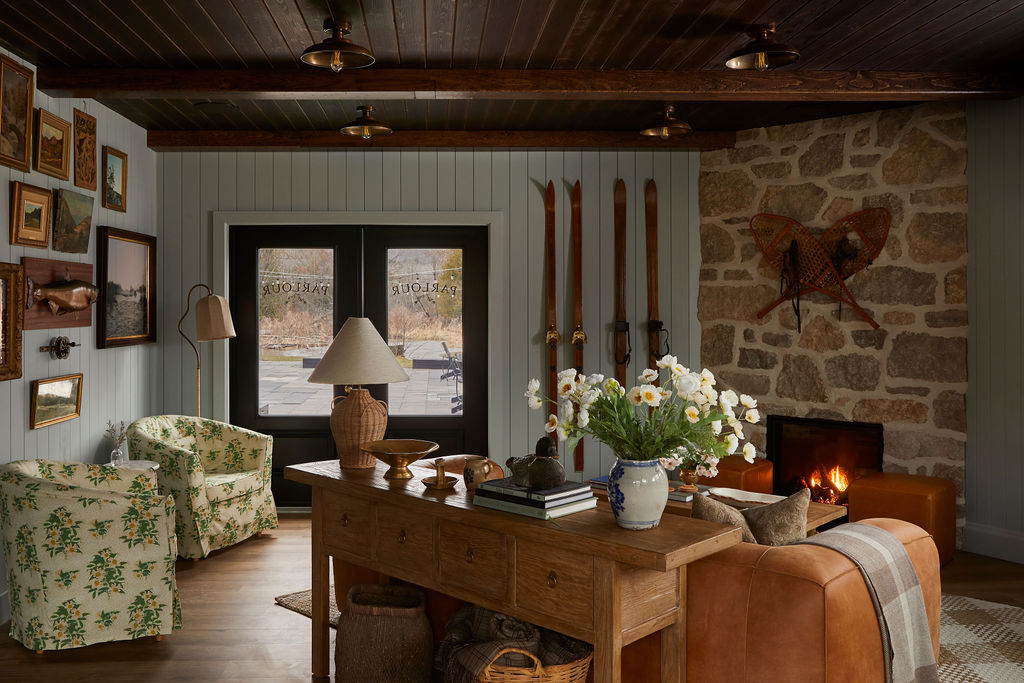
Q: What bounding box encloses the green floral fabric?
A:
[126,416,278,559]
[0,460,182,651]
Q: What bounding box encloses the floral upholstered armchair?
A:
[0,460,182,651]
[127,415,278,559]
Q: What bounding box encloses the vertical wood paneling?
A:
[157,147,702,487]
[965,97,1024,563]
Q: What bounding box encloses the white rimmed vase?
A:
[607,457,669,530]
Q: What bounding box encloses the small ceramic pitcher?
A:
[462,456,492,492]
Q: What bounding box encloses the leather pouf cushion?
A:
[847,472,956,565]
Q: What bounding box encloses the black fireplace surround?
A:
[766,415,884,498]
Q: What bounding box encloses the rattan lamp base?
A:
[331,389,388,468]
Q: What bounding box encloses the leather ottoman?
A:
[698,455,773,494]
[847,472,956,565]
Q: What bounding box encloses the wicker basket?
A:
[478,647,592,683]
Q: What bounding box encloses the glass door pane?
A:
[257,248,334,416]
[386,248,464,416]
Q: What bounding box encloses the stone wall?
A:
[698,103,967,535]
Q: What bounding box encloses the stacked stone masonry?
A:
[698,103,967,541]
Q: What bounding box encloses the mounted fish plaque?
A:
[21,256,96,330]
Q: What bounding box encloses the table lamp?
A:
[308,317,409,468]
[178,283,236,417]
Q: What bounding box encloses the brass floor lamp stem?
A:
[178,283,211,417]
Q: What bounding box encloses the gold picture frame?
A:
[0,262,24,381]
[10,181,53,248]
[35,108,71,180]
[73,108,97,191]
[0,55,33,173]
[102,145,127,212]
[30,372,83,429]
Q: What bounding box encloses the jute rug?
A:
[273,590,1024,680]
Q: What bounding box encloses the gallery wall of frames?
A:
[0,46,159,485]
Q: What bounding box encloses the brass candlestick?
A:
[422,458,457,491]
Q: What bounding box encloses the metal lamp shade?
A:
[640,105,693,138]
[341,106,393,140]
[195,294,236,342]
[300,20,374,71]
[726,26,800,70]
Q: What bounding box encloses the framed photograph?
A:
[30,373,82,429]
[102,145,127,212]
[53,189,94,253]
[97,226,156,348]
[10,181,53,248]
[73,108,97,191]
[0,262,24,381]
[34,108,71,180]
[0,55,33,172]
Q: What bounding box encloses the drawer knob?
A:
[341,513,349,527]
[465,548,475,564]
[547,571,558,588]
[398,529,407,544]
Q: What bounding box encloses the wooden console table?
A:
[285,460,742,682]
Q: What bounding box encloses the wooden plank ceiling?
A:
[0,0,1021,139]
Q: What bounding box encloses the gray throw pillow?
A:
[692,493,757,544]
[741,488,810,546]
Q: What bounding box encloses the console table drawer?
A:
[516,540,594,629]
[438,522,508,603]
[321,491,372,559]
[376,507,435,577]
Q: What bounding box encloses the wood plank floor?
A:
[2,514,1022,682]
[0,514,334,682]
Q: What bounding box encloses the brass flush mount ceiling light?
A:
[300,18,374,71]
[639,105,692,138]
[725,24,800,71]
[341,106,392,139]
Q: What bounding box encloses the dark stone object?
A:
[506,437,566,490]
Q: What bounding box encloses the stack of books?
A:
[473,477,597,520]
[588,475,710,503]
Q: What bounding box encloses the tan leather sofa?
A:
[622,517,941,682]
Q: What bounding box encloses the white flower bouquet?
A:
[525,356,761,476]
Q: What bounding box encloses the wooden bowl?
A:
[360,439,440,480]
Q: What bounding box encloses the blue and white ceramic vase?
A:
[607,458,669,530]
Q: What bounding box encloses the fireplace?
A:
[766,415,883,505]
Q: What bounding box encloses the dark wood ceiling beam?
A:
[40,68,1021,101]
[146,129,737,151]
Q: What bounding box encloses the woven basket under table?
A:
[478,647,592,683]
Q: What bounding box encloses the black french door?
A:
[228,225,488,506]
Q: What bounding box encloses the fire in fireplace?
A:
[766,415,883,505]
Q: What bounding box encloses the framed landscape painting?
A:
[35,108,71,180]
[53,189,94,253]
[0,262,24,381]
[102,145,127,212]
[97,226,156,348]
[73,108,97,191]
[0,55,33,172]
[10,181,52,248]
[30,373,82,429]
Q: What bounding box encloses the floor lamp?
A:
[307,317,409,468]
[178,283,236,417]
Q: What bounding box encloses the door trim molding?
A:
[212,210,509,459]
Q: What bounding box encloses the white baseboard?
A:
[0,589,8,626]
[963,522,1024,564]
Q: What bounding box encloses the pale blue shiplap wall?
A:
[0,48,159,624]
[157,149,701,482]
[965,97,1024,563]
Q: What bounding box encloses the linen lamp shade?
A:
[195,294,236,341]
[308,317,409,468]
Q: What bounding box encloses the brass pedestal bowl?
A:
[361,439,440,480]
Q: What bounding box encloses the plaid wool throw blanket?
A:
[800,522,939,683]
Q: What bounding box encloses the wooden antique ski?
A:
[645,179,669,373]
[544,180,561,409]
[570,180,586,472]
[613,179,630,386]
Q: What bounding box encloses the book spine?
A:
[472,495,547,518]
[476,482,590,502]
[474,487,593,509]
